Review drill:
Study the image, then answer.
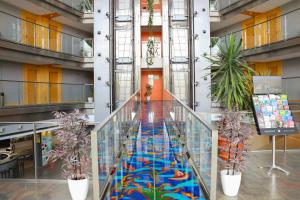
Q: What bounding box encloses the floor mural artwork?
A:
[107,101,206,200]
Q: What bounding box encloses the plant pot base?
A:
[220,170,241,197]
[68,176,89,200]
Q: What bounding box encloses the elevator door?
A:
[141,70,163,101]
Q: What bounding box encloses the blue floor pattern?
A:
[107,101,206,199]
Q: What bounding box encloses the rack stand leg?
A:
[259,135,289,176]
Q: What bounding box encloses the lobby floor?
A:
[217,150,300,200]
[0,150,300,199]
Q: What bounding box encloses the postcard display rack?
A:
[252,94,298,175]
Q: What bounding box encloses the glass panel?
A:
[115,29,133,59]
[115,0,133,17]
[92,91,141,196]
[163,90,218,198]
[115,66,133,107]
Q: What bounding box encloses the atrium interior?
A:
[0,0,300,200]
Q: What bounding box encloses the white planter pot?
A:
[220,170,241,197]
[146,96,151,102]
[68,176,89,200]
[87,97,93,103]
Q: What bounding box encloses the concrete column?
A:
[94,0,112,122]
[134,0,141,91]
[193,0,211,112]
[162,0,170,90]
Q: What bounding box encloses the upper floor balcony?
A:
[56,0,94,14]
[210,0,242,12]
[0,11,93,58]
[215,8,300,62]
[0,80,93,116]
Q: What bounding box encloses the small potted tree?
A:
[49,109,90,200]
[219,112,254,196]
[206,34,255,196]
[144,83,152,102]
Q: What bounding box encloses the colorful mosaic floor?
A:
[107,101,206,200]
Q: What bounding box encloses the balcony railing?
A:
[0,80,93,107]
[210,0,242,11]
[0,11,93,58]
[217,8,300,51]
[56,0,94,13]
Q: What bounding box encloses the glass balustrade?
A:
[0,11,93,57]
[163,90,218,199]
[0,80,93,107]
[210,0,242,11]
[91,90,141,198]
[216,8,300,51]
[56,0,94,13]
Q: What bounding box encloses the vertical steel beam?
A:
[94,0,112,121]
[134,0,141,91]
[162,0,170,90]
[192,0,211,112]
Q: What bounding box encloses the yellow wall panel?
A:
[21,10,62,52]
[254,14,268,47]
[253,61,283,76]
[267,8,282,43]
[242,19,255,49]
[23,65,62,105]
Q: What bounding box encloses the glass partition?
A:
[91,90,140,199]
[0,11,92,57]
[163,90,218,199]
[0,80,93,107]
[0,121,97,180]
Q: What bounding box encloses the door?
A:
[141,70,163,101]
[26,69,37,104]
[49,71,60,103]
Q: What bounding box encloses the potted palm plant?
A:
[206,34,255,196]
[49,109,90,200]
[144,83,152,102]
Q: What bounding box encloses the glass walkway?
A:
[91,90,218,200]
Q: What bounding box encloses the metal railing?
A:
[163,90,218,200]
[0,80,93,107]
[0,11,93,58]
[210,0,242,11]
[91,90,141,199]
[217,8,300,51]
[56,0,94,13]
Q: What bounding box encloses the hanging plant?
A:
[146,0,156,67]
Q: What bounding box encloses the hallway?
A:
[107,101,206,199]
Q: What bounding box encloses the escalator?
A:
[91,90,218,200]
